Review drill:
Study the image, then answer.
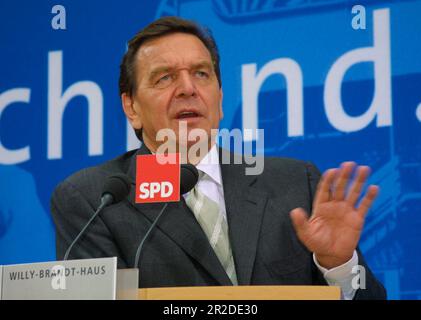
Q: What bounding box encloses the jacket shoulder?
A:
[261,156,320,179]
[250,156,321,203]
[51,149,136,206]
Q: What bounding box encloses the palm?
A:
[290,162,379,269]
[305,201,363,259]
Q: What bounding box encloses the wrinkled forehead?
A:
[135,33,213,80]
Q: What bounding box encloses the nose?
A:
[175,71,197,98]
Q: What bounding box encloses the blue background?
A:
[1,0,420,299]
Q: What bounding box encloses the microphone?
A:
[64,174,131,261]
[133,164,199,268]
[180,163,199,194]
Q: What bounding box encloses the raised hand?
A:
[290,162,379,269]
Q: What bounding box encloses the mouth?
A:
[175,110,202,120]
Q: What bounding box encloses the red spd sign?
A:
[135,154,180,203]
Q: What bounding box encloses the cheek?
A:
[138,94,171,123]
[209,94,223,121]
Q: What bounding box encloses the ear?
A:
[121,93,142,129]
[218,89,224,120]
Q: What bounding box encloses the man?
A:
[51,17,386,299]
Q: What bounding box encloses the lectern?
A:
[138,285,340,300]
[0,258,340,300]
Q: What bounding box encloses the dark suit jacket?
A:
[50,144,386,299]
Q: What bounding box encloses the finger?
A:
[357,185,379,219]
[333,162,356,201]
[290,208,310,244]
[313,168,337,208]
[346,166,370,207]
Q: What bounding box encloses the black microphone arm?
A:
[133,203,168,268]
[63,174,130,261]
[132,163,198,269]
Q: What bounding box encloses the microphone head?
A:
[180,164,199,194]
[101,174,131,204]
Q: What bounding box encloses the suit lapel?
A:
[220,149,268,285]
[125,143,232,286]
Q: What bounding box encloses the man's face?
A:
[122,32,223,154]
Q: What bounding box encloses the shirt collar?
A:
[196,144,222,186]
[147,142,222,186]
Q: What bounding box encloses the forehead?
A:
[135,33,213,76]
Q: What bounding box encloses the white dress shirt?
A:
[184,144,357,299]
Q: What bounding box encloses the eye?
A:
[195,70,209,78]
[156,74,171,84]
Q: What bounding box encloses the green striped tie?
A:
[185,172,238,285]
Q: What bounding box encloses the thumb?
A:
[290,208,310,242]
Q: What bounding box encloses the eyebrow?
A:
[148,66,173,82]
[191,61,213,70]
